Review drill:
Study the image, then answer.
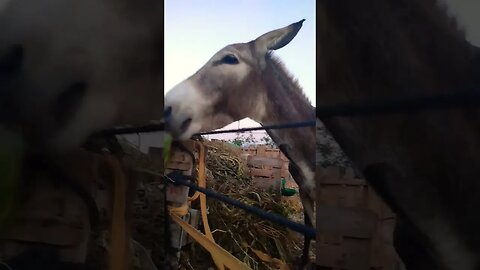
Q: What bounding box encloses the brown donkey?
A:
[164,20,316,266]
[317,1,480,269]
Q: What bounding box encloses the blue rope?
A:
[166,171,316,239]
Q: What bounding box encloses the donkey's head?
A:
[164,20,305,139]
[0,0,163,152]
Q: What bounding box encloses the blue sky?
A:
[164,0,315,138]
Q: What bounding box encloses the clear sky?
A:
[164,0,316,137]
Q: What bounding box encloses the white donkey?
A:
[165,20,316,267]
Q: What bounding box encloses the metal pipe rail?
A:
[165,171,316,239]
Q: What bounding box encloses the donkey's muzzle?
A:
[165,117,192,137]
[180,118,192,133]
[164,106,193,139]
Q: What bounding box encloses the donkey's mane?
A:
[265,52,313,110]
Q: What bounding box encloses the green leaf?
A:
[163,133,173,168]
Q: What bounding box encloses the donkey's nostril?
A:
[164,106,172,119]
[180,118,192,132]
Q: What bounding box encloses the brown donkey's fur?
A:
[317,0,480,269]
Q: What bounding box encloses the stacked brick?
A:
[316,166,404,270]
[241,145,295,193]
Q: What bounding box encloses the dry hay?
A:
[180,140,304,270]
[86,138,167,270]
[92,138,306,270]
[121,140,167,269]
[130,172,166,269]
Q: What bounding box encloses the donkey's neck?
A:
[252,54,315,170]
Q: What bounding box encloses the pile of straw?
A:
[119,139,168,269]
[181,140,304,270]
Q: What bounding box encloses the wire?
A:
[316,89,480,118]
[91,90,480,136]
[93,123,165,136]
[195,120,316,136]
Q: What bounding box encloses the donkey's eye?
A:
[221,54,239,65]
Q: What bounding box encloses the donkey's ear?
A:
[253,19,305,56]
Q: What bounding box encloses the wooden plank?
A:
[271,169,281,180]
[317,233,343,245]
[343,185,368,209]
[165,143,194,204]
[240,153,250,162]
[247,156,283,168]
[322,166,342,180]
[316,244,346,268]
[344,167,356,179]
[280,169,289,179]
[251,178,281,194]
[318,185,344,205]
[166,162,191,171]
[370,222,402,270]
[315,164,401,269]
[1,222,85,246]
[250,168,273,178]
[256,145,266,156]
[378,218,396,245]
[170,151,189,162]
[0,187,88,246]
[366,189,385,219]
[316,205,378,238]
[342,238,372,270]
[166,182,190,204]
[265,149,280,158]
[317,239,373,270]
